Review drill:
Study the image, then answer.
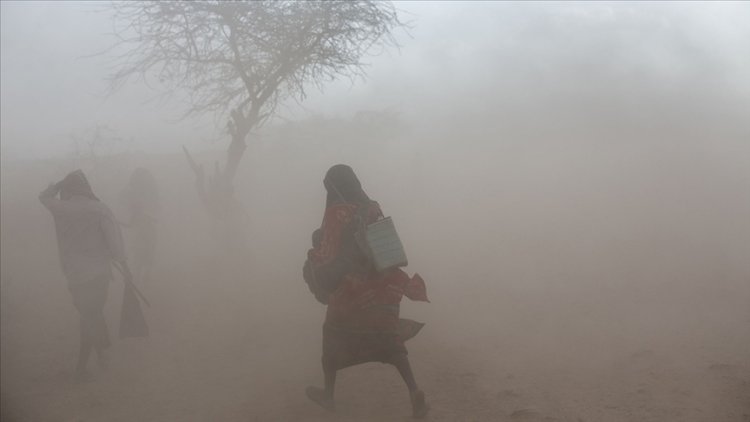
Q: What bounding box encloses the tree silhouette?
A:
[104,1,406,249]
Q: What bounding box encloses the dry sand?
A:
[2,131,749,421]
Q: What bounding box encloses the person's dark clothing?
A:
[70,276,111,351]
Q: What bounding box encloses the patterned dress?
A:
[308,201,428,369]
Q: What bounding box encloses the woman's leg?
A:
[306,353,337,411]
[392,353,418,392]
[323,355,337,398]
[71,279,110,379]
[392,353,429,418]
[91,311,111,369]
[89,280,111,354]
[75,315,93,377]
[140,237,157,284]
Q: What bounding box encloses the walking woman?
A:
[304,164,430,418]
[39,170,133,382]
[122,167,160,284]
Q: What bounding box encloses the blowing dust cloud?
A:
[1,2,749,421]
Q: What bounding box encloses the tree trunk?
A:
[224,108,254,186]
[183,108,254,252]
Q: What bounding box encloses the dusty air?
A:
[1,1,749,421]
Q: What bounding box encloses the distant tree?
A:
[69,124,132,162]
[103,1,406,249]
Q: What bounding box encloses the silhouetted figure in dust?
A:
[121,167,160,284]
[183,147,249,255]
[39,170,133,382]
[303,164,430,418]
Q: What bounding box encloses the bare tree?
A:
[69,124,132,172]
[103,1,405,247]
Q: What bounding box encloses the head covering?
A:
[324,164,370,207]
[58,169,99,201]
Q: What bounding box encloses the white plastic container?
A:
[363,217,408,272]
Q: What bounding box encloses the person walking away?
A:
[122,167,160,284]
[304,164,430,418]
[39,170,133,382]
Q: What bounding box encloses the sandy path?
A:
[2,151,749,421]
[3,249,749,422]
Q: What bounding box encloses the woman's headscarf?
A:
[324,164,370,207]
[58,169,99,201]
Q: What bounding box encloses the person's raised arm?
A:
[38,182,62,211]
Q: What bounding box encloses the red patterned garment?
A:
[307,201,429,368]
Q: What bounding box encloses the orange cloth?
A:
[308,202,428,331]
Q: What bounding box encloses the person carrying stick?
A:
[39,169,135,382]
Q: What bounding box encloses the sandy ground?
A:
[2,136,749,421]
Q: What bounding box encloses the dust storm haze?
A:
[1,1,749,421]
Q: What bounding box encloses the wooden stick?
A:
[112,262,151,308]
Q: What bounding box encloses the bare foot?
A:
[410,389,429,419]
[305,386,335,412]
